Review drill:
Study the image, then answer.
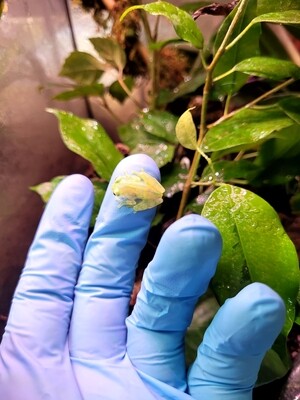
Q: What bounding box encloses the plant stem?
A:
[102,97,123,124]
[139,9,159,109]
[176,0,250,219]
[117,76,143,109]
[209,0,249,71]
[225,20,254,51]
[208,77,295,128]
[224,94,232,115]
[150,49,159,109]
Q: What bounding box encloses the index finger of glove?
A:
[69,154,159,360]
[3,175,94,352]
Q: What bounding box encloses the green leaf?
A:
[54,83,105,101]
[279,97,300,124]
[59,51,105,85]
[201,184,299,339]
[227,11,300,50]
[175,108,197,150]
[121,1,204,49]
[118,110,178,168]
[201,159,259,183]
[213,0,261,95]
[132,143,175,168]
[157,70,206,106]
[257,0,300,14]
[257,349,290,385]
[201,183,299,382]
[149,38,183,51]
[185,290,220,366]
[202,106,294,152]
[90,179,107,226]
[31,176,107,228]
[47,109,123,180]
[109,77,134,103]
[251,124,300,185]
[216,57,300,81]
[255,10,300,24]
[30,176,65,203]
[255,125,300,166]
[89,37,126,72]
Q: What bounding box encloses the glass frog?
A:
[112,171,165,212]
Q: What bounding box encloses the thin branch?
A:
[225,21,254,51]
[208,77,295,128]
[101,96,123,124]
[117,76,144,109]
[224,94,232,115]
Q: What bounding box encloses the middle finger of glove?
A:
[69,155,159,361]
[126,214,222,392]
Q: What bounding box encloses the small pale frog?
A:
[112,171,165,212]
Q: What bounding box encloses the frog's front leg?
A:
[133,197,163,212]
[117,198,137,209]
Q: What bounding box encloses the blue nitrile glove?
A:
[0,154,285,400]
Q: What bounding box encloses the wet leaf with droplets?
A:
[118,110,178,168]
[202,106,294,152]
[202,184,300,381]
[47,109,123,180]
[121,1,204,49]
[202,184,299,333]
[226,57,300,81]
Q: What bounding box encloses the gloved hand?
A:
[0,154,285,400]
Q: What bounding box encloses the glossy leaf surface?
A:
[118,110,178,167]
[254,10,300,25]
[257,0,300,14]
[201,159,258,183]
[121,1,204,49]
[202,184,299,338]
[202,106,294,152]
[48,109,123,180]
[218,57,300,81]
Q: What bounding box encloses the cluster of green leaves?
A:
[32,0,300,385]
